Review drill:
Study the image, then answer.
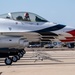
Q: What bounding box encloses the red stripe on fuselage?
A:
[65,37,75,39]
[60,39,74,42]
[60,30,75,42]
[67,30,75,36]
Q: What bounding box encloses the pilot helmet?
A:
[24,13,29,17]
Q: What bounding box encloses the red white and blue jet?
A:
[0,11,74,65]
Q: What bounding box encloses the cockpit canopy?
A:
[0,12,48,22]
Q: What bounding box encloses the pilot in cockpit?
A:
[24,13,30,21]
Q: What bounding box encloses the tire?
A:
[16,55,20,60]
[12,56,17,62]
[18,53,23,58]
[23,50,26,54]
[22,50,26,54]
[5,57,12,65]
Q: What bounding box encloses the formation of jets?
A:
[0,11,75,65]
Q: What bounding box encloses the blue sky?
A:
[0,0,75,26]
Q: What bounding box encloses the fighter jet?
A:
[0,11,74,65]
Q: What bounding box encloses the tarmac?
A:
[0,47,75,75]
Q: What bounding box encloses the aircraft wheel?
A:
[18,52,23,58]
[12,56,18,62]
[16,55,20,60]
[23,50,26,54]
[5,57,12,65]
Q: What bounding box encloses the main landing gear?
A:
[4,50,26,65]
